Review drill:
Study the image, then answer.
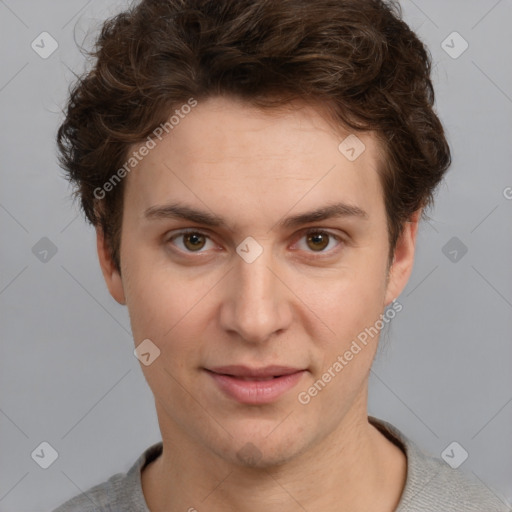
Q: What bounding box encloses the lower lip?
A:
[207,370,306,404]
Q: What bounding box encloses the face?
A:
[98,96,418,468]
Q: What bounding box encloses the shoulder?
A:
[369,417,511,512]
[399,448,510,511]
[52,441,163,512]
[51,472,123,512]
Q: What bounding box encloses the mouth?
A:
[208,365,303,378]
[204,365,306,404]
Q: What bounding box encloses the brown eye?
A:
[168,230,216,254]
[183,232,206,251]
[306,232,330,251]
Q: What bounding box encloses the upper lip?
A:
[207,365,304,378]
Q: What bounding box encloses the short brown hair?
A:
[57,0,451,272]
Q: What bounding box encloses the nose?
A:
[219,250,293,344]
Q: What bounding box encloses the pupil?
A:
[308,233,328,251]
[185,233,205,250]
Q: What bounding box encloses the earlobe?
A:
[96,228,126,305]
[384,209,422,307]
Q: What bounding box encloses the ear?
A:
[384,209,422,306]
[96,227,126,305]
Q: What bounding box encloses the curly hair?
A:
[57,0,451,272]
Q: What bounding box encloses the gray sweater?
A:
[53,417,510,511]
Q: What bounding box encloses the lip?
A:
[205,365,306,404]
[209,365,302,378]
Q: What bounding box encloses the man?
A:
[53,0,509,510]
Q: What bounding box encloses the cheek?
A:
[295,271,388,421]
[122,250,222,368]
[298,262,388,339]
[125,273,205,342]
[121,254,175,344]
[125,266,210,407]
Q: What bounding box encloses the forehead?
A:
[123,96,385,228]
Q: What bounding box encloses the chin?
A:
[212,425,310,469]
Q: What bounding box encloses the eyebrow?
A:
[143,202,368,230]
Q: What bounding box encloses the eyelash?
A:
[166,228,344,257]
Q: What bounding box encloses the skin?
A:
[97,96,420,511]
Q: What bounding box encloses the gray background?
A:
[0,0,511,510]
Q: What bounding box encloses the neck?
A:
[142,390,406,512]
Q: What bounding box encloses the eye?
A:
[168,230,216,253]
[294,229,342,253]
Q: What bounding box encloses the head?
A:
[57,0,450,467]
